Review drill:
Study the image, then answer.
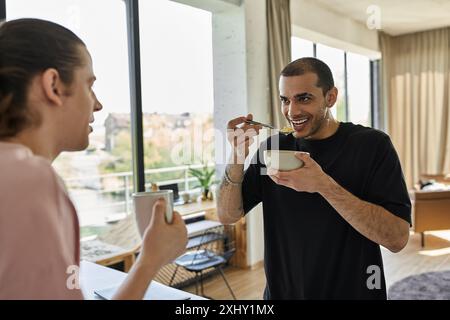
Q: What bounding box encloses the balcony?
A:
[63,163,215,239]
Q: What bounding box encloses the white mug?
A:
[132,190,174,238]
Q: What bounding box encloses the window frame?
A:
[370,59,381,129]
[1,0,5,21]
[125,0,145,193]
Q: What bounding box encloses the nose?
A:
[94,99,103,112]
[92,92,103,112]
[287,102,302,119]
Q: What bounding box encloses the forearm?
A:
[217,162,245,225]
[112,256,160,300]
[319,175,409,252]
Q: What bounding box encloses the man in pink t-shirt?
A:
[0,142,82,299]
[0,19,188,300]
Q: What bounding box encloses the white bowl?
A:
[263,150,304,171]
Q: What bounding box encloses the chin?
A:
[292,128,314,139]
[293,132,308,139]
[80,138,90,150]
[68,138,90,152]
[293,120,322,139]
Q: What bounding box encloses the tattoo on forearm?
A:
[218,166,244,220]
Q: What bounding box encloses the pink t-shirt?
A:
[0,142,83,299]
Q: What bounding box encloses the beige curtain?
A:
[380,28,450,188]
[267,0,291,129]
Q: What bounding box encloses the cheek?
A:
[309,102,326,118]
[84,92,95,113]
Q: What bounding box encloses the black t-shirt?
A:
[242,122,411,300]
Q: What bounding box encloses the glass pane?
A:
[316,43,346,121]
[139,0,215,194]
[347,52,371,127]
[291,37,314,60]
[6,0,133,238]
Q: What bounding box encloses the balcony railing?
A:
[64,163,215,227]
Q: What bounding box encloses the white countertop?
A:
[80,260,206,300]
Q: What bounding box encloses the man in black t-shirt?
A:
[217,57,411,300]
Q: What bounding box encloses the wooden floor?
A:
[183,231,450,300]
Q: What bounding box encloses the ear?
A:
[326,87,338,108]
[41,68,65,107]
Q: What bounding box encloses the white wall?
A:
[210,4,248,173]
[242,0,268,267]
[210,0,267,267]
[291,0,381,59]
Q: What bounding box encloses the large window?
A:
[138,0,215,191]
[6,0,216,239]
[347,52,371,127]
[6,0,132,237]
[316,43,347,121]
[291,36,373,127]
[291,37,314,59]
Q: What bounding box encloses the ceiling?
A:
[311,0,450,36]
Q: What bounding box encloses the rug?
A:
[388,270,450,300]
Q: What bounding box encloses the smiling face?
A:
[279,72,337,140]
[59,46,103,151]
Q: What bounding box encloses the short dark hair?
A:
[0,18,86,138]
[280,57,334,95]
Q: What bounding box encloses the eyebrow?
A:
[280,92,314,100]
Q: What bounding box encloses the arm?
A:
[112,199,187,300]
[217,114,262,225]
[217,162,245,225]
[111,257,161,300]
[319,175,410,253]
[268,152,410,253]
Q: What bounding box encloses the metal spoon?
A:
[244,120,275,129]
[245,120,293,135]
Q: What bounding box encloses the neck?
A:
[4,127,60,162]
[306,112,340,140]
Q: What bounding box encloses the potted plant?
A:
[189,164,215,200]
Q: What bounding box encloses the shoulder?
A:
[0,152,79,248]
[2,152,65,206]
[342,123,401,167]
[343,122,392,147]
[0,152,74,239]
[20,156,61,191]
